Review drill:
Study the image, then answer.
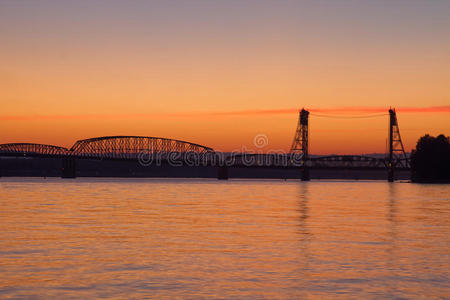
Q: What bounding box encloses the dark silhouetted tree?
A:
[411,134,450,182]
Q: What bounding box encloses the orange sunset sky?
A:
[1,1,449,154]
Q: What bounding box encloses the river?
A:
[0,178,448,298]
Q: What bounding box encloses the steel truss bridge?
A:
[0,142,407,170]
[0,136,214,159]
[0,108,410,180]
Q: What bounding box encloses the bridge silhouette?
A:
[0,108,410,181]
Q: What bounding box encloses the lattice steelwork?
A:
[311,155,386,169]
[290,109,309,160]
[290,109,310,180]
[388,109,409,168]
[387,108,410,181]
[0,143,69,156]
[232,153,291,167]
[69,136,215,159]
[230,154,387,169]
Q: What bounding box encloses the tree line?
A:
[411,134,450,183]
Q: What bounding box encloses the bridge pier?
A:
[388,165,394,182]
[301,166,310,181]
[217,166,228,180]
[61,157,76,178]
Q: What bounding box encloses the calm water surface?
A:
[0,178,449,299]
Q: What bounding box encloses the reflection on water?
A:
[0,178,449,298]
[385,183,399,297]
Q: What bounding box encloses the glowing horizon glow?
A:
[0,106,448,155]
[1,106,449,121]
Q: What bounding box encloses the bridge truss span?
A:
[221,153,391,169]
[289,108,411,180]
[311,155,387,169]
[69,136,215,160]
[0,143,69,157]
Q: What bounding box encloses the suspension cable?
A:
[309,112,388,119]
